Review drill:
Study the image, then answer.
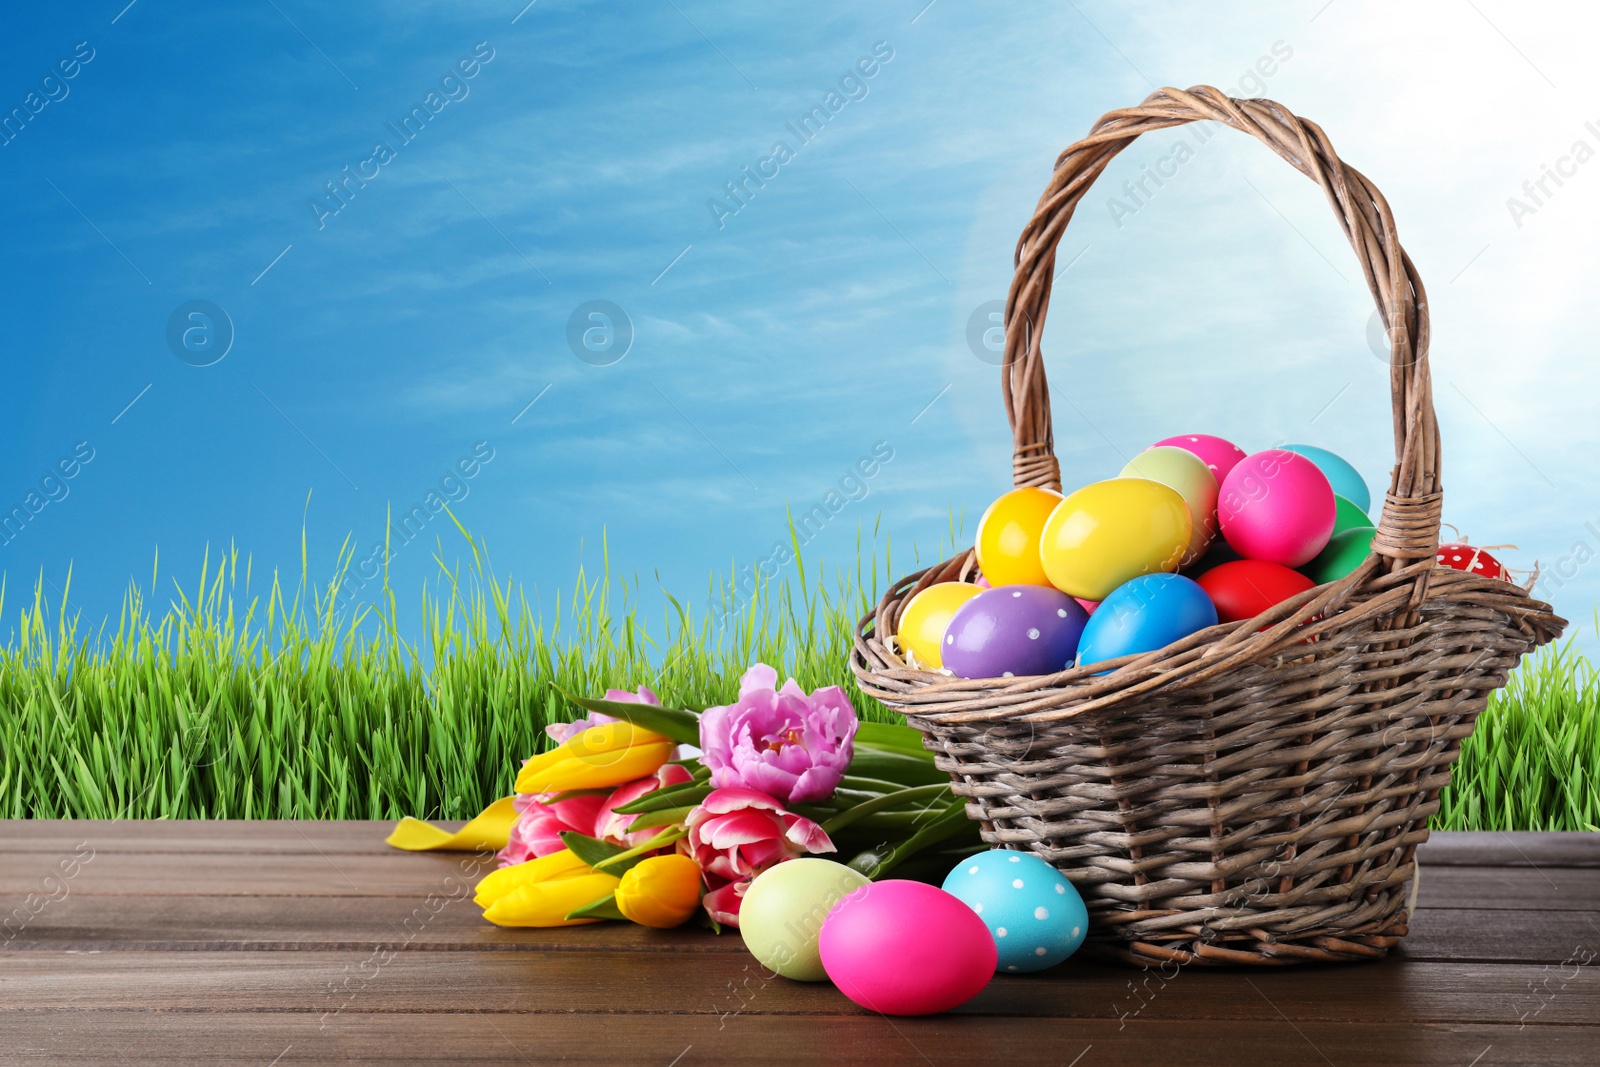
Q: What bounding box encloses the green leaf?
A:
[860,802,975,879]
[821,783,952,835]
[612,779,712,815]
[566,893,627,921]
[592,827,688,873]
[552,688,702,746]
[558,831,630,869]
[855,721,931,756]
[625,805,696,833]
[846,749,948,786]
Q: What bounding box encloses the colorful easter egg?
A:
[941,850,1088,974]
[943,585,1089,679]
[1332,494,1371,537]
[1437,543,1508,580]
[1303,526,1376,584]
[1075,573,1218,669]
[897,582,982,670]
[1282,444,1371,512]
[819,880,996,1015]
[1218,450,1336,568]
[1039,478,1192,600]
[975,487,1063,587]
[741,859,871,982]
[1196,559,1316,624]
[1120,446,1218,566]
[1154,433,1248,482]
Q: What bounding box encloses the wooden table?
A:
[2,824,1595,1066]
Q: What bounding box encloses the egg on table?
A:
[818,880,996,1015]
[943,585,1089,679]
[740,859,871,982]
[941,850,1088,973]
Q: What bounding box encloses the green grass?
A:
[0,526,1594,830]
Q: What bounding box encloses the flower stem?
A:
[820,784,951,835]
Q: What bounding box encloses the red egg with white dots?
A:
[1437,543,1507,580]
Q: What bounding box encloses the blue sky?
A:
[3,0,1598,652]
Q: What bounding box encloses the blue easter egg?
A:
[941,850,1088,973]
[1075,573,1217,669]
[1281,444,1370,513]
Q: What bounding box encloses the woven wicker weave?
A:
[849,86,1565,967]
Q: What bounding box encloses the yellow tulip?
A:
[474,848,591,909]
[483,872,622,927]
[614,854,703,929]
[475,848,620,927]
[514,721,674,794]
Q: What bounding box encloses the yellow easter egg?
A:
[1039,478,1192,600]
[974,487,1062,587]
[897,582,982,669]
[1119,446,1218,566]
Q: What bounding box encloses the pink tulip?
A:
[701,878,748,927]
[592,763,696,847]
[497,792,606,868]
[544,685,660,745]
[684,787,834,929]
[699,664,858,805]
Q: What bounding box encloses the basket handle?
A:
[1003,85,1440,564]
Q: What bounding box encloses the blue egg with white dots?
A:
[940,849,1087,973]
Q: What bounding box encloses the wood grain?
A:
[2,824,1595,1066]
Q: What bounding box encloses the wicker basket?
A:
[849,85,1565,967]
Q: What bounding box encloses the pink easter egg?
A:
[1075,598,1099,616]
[1154,434,1249,482]
[1218,450,1336,568]
[819,880,995,1016]
[974,574,992,589]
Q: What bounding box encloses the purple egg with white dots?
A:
[941,849,1088,973]
[941,585,1088,680]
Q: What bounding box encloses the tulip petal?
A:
[474,848,592,909]
[385,796,519,852]
[483,871,622,927]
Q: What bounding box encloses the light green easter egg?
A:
[739,859,870,982]
[1120,445,1219,566]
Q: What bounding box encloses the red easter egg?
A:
[1196,559,1316,623]
[1436,543,1507,580]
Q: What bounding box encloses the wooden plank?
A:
[1417,831,1600,868]
[1416,865,1600,910]
[9,895,1597,965]
[0,820,414,856]
[4,823,1592,868]
[1,950,1597,1027]
[0,1013,1593,1066]
[0,847,500,898]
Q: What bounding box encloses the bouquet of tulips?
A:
[387,665,982,930]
